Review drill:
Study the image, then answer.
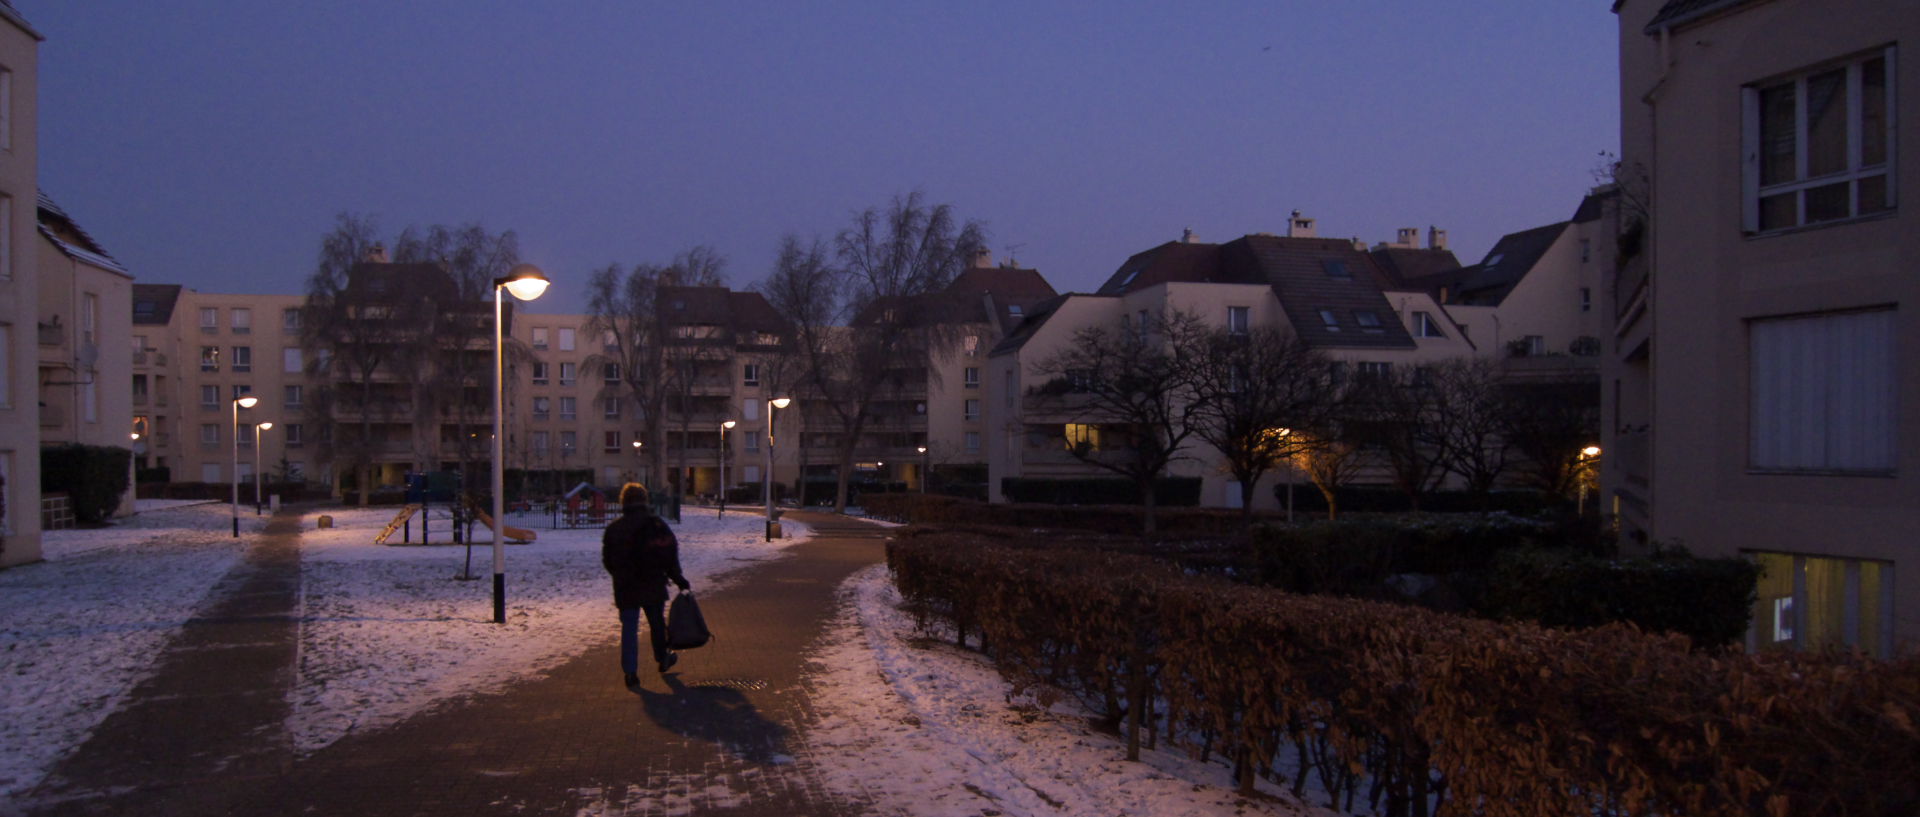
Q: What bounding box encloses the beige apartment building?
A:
[0,3,39,566]
[1609,0,1913,655]
[36,192,134,516]
[988,216,1483,511]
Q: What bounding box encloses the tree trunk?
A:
[1318,483,1339,520]
[1238,472,1258,524]
[1139,478,1157,536]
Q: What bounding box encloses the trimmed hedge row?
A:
[887,530,1920,816]
[134,481,318,504]
[1481,548,1760,647]
[40,444,131,523]
[862,493,1261,536]
[1001,476,1202,506]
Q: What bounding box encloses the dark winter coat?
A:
[601,507,688,609]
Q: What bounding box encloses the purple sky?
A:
[28,1,1618,314]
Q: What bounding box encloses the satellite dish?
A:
[77,343,99,370]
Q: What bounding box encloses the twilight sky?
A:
[27,1,1619,314]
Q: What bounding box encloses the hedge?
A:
[1478,548,1760,647]
[888,530,1920,816]
[1274,483,1570,516]
[134,481,317,504]
[40,444,131,523]
[1001,476,1202,506]
[862,494,1261,537]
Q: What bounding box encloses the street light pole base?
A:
[232,517,239,538]
[492,573,506,623]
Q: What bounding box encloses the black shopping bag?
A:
[665,591,712,650]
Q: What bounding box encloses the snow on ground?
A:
[0,503,261,797]
[800,564,1335,817]
[132,498,222,513]
[290,506,809,753]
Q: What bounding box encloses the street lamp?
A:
[765,396,790,541]
[1276,427,1295,524]
[492,263,550,624]
[917,445,928,493]
[1578,445,1602,517]
[253,422,274,515]
[230,395,258,537]
[719,420,736,517]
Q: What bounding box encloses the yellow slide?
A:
[374,504,422,545]
[467,500,537,544]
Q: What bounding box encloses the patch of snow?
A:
[800,565,1335,817]
[290,508,809,753]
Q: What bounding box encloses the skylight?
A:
[1321,259,1351,278]
[1484,253,1504,268]
[1319,309,1341,330]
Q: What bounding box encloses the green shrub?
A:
[1000,476,1202,506]
[1478,548,1760,647]
[40,444,131,523]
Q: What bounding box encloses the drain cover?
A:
[688,677,768,691]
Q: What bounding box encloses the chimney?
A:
[1181,227,1197,243]
[971,247,994,269]
[1287,210,1316,238]
[365,242,390,264]
[1428,226,1448,250]
[1351,237,1367,251]
[1396,227,1419,248]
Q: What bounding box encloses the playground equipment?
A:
[559,482,610,528]
[374,504,423,545]
[467,498,537,544]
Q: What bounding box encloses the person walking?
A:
[602,483,691,687]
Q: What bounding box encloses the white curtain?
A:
[1749,309,1895,470]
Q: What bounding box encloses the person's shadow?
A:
[632,673,792,765]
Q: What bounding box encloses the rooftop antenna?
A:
[1002,243,1025,266]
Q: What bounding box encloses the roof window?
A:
[1318,309,1341,331]
[1321,259,1351,279]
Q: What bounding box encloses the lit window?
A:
[1749,551,1892,658]
[1746,47,1895,231]
[1749,309,1894,472]
[1064,423,1100,451]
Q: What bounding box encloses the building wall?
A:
[1613,0,1918,653]
[0,13,39,565]
[165,292,311,495]
[36,247,134,515]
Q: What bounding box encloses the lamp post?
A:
[253,422,273,515]
[764,397,790,540]
[719,420,736,517]
[230,395,258,537]
[492,264,550,624]
[1276,428,1295,524]
[1577,445,1602,517]
[130,431,141,510]
[916,445,928,493]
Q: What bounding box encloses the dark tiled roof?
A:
[1368,247,1463,288]
[660,285,732,326]
[132,284,183,326]
[1642,0,1764,33]
[989,293,1097,357]
[1094,241,1227,294]
[1444,222,1570,307]
[726,290,791,336]
[951,266,1059,331]
[38,191,130,276]
[345,261,458,302]
[1227,235,1415,350]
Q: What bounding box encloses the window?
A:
[743,363,760,386]
[531,431,550,454]
[964,367,979,388]
[1008,304,1024,318]
[744,399,759,421]
[743,465,761,483]
[283,347,302,373]
[533,396,551,420]
[200,346,219,371]
[1749,309,1894,473]
[1228,364,1248,394]
[1136,310,1150,341]
[1318,309,1341,331]
[603,363,619,384]
[531,327,548,349]
[1354,310,1383,332]
[232,384,252,400]
[1413,311,1444,338]
[284,385,302,408]
[1064,423,1100,451]
[201,385,219,407]
[283,308,300,334]
[559,431,577,453]
[1227,306,1250,335]
[531,362,549,385]
[1523,335,1546,356]
[745,432,759,452]
[201,423,219,445]
[604,430,621,452]
[0,68,10,151]
[1746,47,1895,232]
[1579,238,1591,263]
[964,399,980,421]
[84,378,97,423]
[0,325,10,407]
[239,425,255,448]
[602,331,618,352]
[0,196,8,279]
[1580,288,1592,313]
[232,346,252,373]
[82,293,98,346]
[200,308,218,333]
[201,463,221,482]
[133,374,149,405]
[231,308,252,334]
[284,424,303,446]
[1749,551,1893,658]
[1321,259,1351,278]
[604,397,620,419]
[558,328,576,351]
[965,431,981,453]
[1004,370,1015,408]
[559,362,577,387]
[560,396,577,420]
[963,335,979,356]
[1358,361,1392,380]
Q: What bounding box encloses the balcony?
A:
[331,403,417,421]
[37,322,63,347]
[132,349,167,367]
[1614,430,1650,489]
[1500,354,1601,382]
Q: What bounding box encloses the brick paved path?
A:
[22,510,891,817]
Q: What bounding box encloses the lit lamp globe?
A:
[771,397,791,410]
[237,396,259,409]
[499,265,550,301]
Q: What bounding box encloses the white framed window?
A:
[232,346,252,373]
[533,396,550,420]
[231,308,252,334]
[1227,306,1250,335]
[284,424,303,446]
[558,327,576,351]
[200,308,219,333]
[200,423,219,445]
[964,367,979,388]
[1744,47,1896,232]
[603,363,619,384]
[531,327,548,349]
[201,385,219,407]
[1413,311,1444,338]
[1523,335,1546,356]
[0,195,10,280]
[1749,308,1894,473]
[282,347,302,373]
[743,399,759,421]
[1354,310,1384,332]
[200,346,219,372]
[964,399,980,421]
[604,397,620,419]
[201,463,221,482]
[743,464,761,483]
[1748,551,1894,658]
[1318,309,1341,331]
[965,431,980,453]
[82,293,98,346]
[531,431,550,455]
[559,362,577,387]
[283,308,300,334]
[559,431,577,452]
[743,363,760,386]
[532,362,548,385]
[604,430,621,452]
[559,396,577,420]
[284,385,302,407]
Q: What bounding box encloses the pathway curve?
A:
[27,509,892,816]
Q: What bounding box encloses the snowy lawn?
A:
[801,563,1336,817]
[292,506,808,753]
[0,503,268,797]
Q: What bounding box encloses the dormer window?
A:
[1354,310,1384,332]
[1319,309,1341,331]
[1008,304,1023,318]
[1484,253,1504,268]
[1321,259,1351,279]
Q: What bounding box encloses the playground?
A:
[361,474,676,548]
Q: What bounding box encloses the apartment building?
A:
[36,192,133,516]
[1610,0,1913,655]
[987,216,1480,511]
[162,290,311,488]
[0,3,39,566]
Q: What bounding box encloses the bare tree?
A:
[584,263,672,490]
[1504,378,1601,497]
[1291,431,1365,520]
[1189,326,1335,522]
[1345,365,1450,511]
[1030,310,1210,535]
[1429,357,1516,501]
